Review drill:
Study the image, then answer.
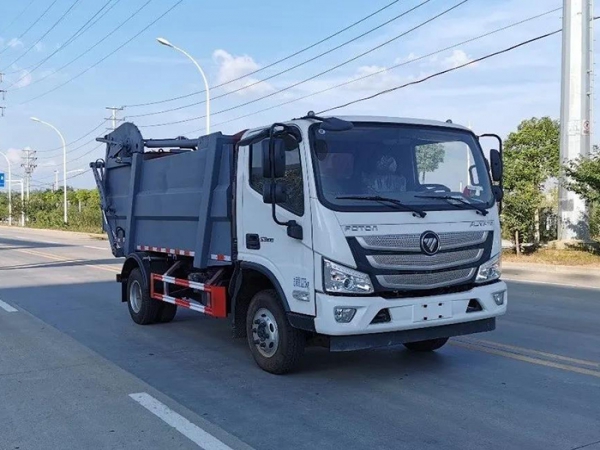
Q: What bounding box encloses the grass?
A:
[503,247,600,266]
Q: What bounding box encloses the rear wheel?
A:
[246,289,305,374]
[157,303,178,323]
[127,268,160,325]
[403,337,449,352]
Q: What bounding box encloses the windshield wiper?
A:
[336,195,427,218]
[415,194,489,216]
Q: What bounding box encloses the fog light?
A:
[492,291,505,306]
[334,307,357,323]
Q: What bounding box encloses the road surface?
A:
[0,227,599,450]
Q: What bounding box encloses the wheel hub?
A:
[252,308,279,358]
[129,280,142,313]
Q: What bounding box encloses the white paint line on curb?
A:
[504,277,600,290]
[0,299,18,312]
[129,392,236,450]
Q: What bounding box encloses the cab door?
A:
[236,134,315,316]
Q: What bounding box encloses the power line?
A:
[123,0,405,109]
[37,120,107,153]
[0,0,61,57]
[179,7,563,136]
[16,0,184,105]
[6,0,120,86]
[127,0,432,119]
[318,29,563,114]
[138,0,470,128]
[9,0,154,92]
[0,0,37,36]
[1,0,84,71]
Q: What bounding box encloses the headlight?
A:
[323,259,374,294]
[476,253,501,283]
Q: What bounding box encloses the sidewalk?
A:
[503,262,600,289]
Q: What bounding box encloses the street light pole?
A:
[31,117,68,224]
[156,37,210,134]
[0,151,12,226]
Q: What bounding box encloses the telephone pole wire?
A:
[105,106,124,131]
[21,147,37,201]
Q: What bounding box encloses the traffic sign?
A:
[0,173,4,188]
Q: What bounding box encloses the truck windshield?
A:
[310,122,494,212]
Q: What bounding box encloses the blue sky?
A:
[0,0,593,188]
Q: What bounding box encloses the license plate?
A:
[414,301,453,323]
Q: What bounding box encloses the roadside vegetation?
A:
[0,188,102,234]
[502,116,600,264]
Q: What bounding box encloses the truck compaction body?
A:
[92,114,507,373]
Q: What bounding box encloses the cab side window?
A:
[250,139,305,216]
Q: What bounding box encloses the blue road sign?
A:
[0,173,4,188]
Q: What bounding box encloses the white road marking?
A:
[504,277,600,290]
[0,299,18,312]
[84,245,109,251]
[129,392,235,450]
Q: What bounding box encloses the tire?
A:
[127,268,160,325]
[403,337,449,352]
[157,303,178,323]
[246,289,305,374]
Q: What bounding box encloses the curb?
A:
[0,225,107,240]
[503,262,600,289]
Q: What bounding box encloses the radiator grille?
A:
[377,268,476,290]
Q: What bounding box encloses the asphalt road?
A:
[0,227,599,450]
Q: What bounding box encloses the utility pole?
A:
[53,170,58,192]
[105,106,124,131]
[558,0,594,241]
[21,147,37,202]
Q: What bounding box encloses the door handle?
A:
[246,233,260,250]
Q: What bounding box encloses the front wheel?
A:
[246,289,305,374]
[403,337,449,352]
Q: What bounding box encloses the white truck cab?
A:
[234,115,506,370]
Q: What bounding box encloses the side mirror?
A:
[262,138,287,178]
[490,149,502,182]
[262,180,287,204]
[492,185,504,203]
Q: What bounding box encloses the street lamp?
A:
[0,151,12,226]
[31,117,68,224]
[156,37,210,134]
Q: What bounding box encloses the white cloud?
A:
[6,148,21,164]
[442,49,476,69]
[13,69,32,88]
[34,42,44,52]
[7,38,23,49]
[213,49,274,95]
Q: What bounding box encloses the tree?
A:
[416,144,445,182]
[565,147,600,239]
[565,147,600,204]
[503,117,560,249]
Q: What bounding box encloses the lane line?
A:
[461,338,600,368]
[129,393,237,450]
[504,277,600,290]
[451,341,600,379]
[0,299,18,312]
[15,248,120,273]
[84,245,109,251]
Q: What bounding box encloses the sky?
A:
[0,0,594,189]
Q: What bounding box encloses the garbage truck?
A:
[91,113,507,374]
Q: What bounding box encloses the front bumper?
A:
[314,281,507,336]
